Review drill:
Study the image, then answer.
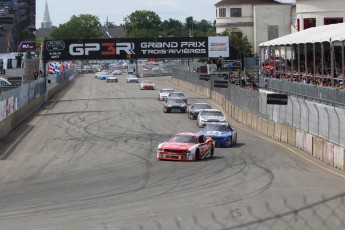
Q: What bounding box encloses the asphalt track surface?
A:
[0,74,345,230]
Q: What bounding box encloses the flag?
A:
[48,63,55,73]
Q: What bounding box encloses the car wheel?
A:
[210,147,214,158]
[195,149,200,161]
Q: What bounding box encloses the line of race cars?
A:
[94,70,156,90]
[92,71,237,162]
[156,88,238,162]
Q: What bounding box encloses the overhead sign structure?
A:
[267,94,288,105]
[43,36,229,61]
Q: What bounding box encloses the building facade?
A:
[295,0,345,31]
[215,0,293,55]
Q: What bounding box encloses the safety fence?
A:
[259,78,345,107]
[0,68,75,122]
[172,69,345,148]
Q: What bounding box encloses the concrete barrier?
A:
[304,133,313,155]
[274,123,282,141]
[238,109,243,124]
[252,115,258,130]
[287,126,296,146]
[323,142,334,166]
[312,137,324,161]
[296,130,304,150]
[261,119,268,136]
[267,121,275,138]
[334,146,345,171]
[246,112,252,127]
[257,117,263,133]
[234,107,239,121]
[171,78,345,173]
[0,95,45,140]
[281,124,288,143]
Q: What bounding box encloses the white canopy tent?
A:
[260,23,345,46]
[259,23,345,87]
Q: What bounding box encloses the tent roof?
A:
[260,23,345,47]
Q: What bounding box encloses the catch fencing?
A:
[172,69,345,148]
[0,68,75,122]
[260,78,345,107]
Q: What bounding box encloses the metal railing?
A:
[259,78,345,107]
[172,69,345,148]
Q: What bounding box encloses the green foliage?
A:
[124,10,161,38]
[50,14,102,39]
[124,11,216,38]
[220,27,253,57]
[160,19,184,37]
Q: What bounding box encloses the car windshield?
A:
[143,81,153,84]
[167,99,184,103]
[201,111,223,116]
[161,89,174,93]
[169,135,197,143]
[203,124,230,132]
[193,104,211,110]
[169,93,184,97]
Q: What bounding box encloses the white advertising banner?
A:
[208,36,229,58]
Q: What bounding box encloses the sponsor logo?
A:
[69,42,135,56]
[46,40,65,51]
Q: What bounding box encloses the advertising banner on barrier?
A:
[43,36,230,60]
[214,80,229,88]
[267,94,288,105]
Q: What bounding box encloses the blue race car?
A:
[197,122,237,148]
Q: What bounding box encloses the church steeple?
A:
[41,1,52,28]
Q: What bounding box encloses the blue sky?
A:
[36,0,293,28]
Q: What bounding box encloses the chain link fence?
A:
[172,69,345,148]
[0,68,75,122]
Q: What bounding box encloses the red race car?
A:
[140,80,155,90]
[157,133,215,161]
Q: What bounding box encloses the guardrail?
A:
[259,78,345,107]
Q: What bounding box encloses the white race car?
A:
[158,88,174,101]
[196,109,226,127]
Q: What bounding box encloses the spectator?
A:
[216,56,224,71]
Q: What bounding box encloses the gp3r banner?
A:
[43,37,229,60]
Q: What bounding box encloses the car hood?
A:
[198,131,231,137]
[200,115,225,120]
[191,109,205,113]
[161,142,195,150]
[166,103,185,107]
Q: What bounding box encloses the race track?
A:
[0,74,344,230]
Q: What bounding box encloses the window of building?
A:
[297,19,300,31]
[219,8,226,18]
[324,18,343,25]
[230,8,242,17]
[304,18,316,29]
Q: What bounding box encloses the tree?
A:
[220,27,253,58]
[124,10,161,38]
[193,19,216,37]
[50,14,102,39]
[160,19,184,37]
